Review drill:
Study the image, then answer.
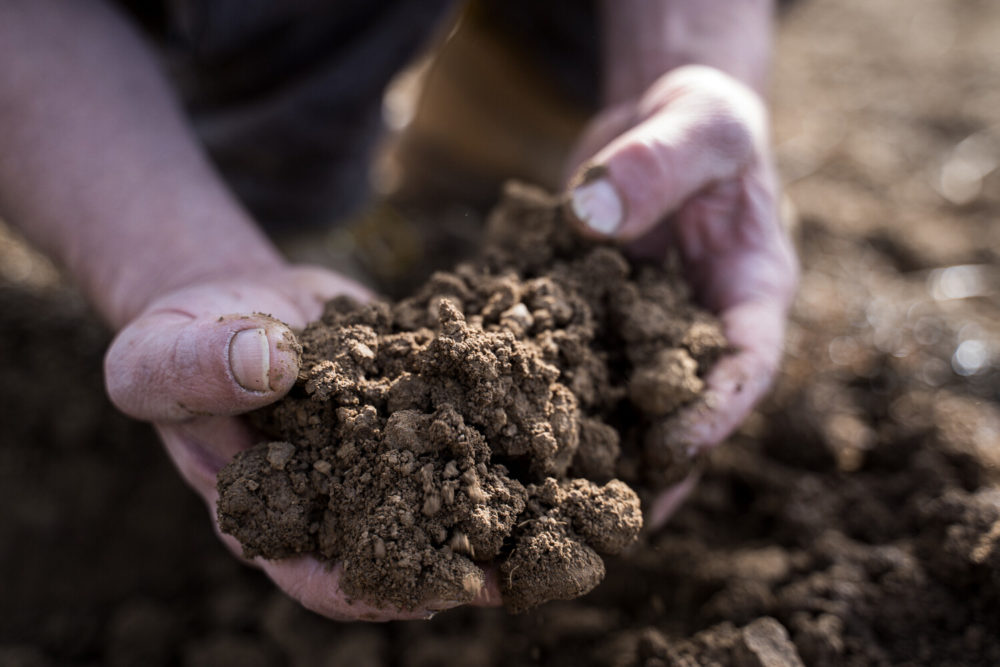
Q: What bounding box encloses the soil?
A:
[216,184,717,612]
[1,0,999,665]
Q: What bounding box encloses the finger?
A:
[136,268,374,329]
[106,310,300,421]
[563,102,638,184]
[567,67,764,241]
[264,558,441,622]
[671,298,788,454]
[264,555,493,621]
[674,168,796,312]
[647,471,701,531]
[282,265,376,323]
[156,419,256,493]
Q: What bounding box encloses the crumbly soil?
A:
[2,0,999,664]
[216,183,722,612]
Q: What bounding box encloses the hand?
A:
[565,65,799,526]
[104,265,497,620]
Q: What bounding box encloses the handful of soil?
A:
[217,183,726,612]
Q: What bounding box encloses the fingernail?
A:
[570,177,623,236]
[229,328,270,392]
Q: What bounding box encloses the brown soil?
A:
[217,184,720,612]
[2,0,999,665]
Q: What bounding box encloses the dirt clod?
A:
[217,183,721,611]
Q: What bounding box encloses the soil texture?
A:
[2,0,999,664]
[217,184,723,612]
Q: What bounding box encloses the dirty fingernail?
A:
[230,328,270,392]
[571,177,623,236]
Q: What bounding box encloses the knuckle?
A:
[704,106,756,167]
[617,138,674,185]
[660,64,726,94]
[657,65,766,168]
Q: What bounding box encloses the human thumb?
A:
[105,310,300,422]
[566,66,763,241]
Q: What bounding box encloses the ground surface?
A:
[1,0,999,665]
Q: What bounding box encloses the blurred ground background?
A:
[1,0,998,665]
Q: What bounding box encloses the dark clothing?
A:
[116,0,453,228]
[114,1,599,229]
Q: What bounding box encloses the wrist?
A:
[0,1,290,330]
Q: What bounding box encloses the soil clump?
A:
[216,183,724,611]
[4,0,1000,662]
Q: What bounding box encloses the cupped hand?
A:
[565,65,799,527]
[104,265,500,620]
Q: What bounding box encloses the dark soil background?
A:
[1,0,999,665]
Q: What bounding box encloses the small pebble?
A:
[266,442,295,471]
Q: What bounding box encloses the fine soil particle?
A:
[217,183,724,612]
